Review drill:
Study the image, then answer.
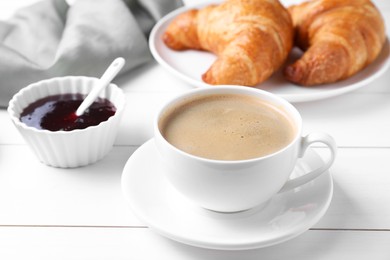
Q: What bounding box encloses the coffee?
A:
[159,93,296,160]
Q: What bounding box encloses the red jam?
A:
[20,94,116,131]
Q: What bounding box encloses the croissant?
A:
[284,0,386,86]
[163,0,293,86]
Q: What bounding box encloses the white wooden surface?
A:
[1,0,390,259]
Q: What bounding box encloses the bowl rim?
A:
[7,76,126,135]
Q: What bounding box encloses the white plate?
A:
[121,139,333,250]
[149,3,390,103]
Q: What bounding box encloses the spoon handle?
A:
[76,57,125,116]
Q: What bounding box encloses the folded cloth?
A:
[0,0,183,107]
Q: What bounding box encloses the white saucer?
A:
[149,1,390,103]
[121,139,333,250]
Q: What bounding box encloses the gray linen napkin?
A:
[0,0,183,107]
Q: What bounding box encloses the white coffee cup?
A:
[154,86,336,212]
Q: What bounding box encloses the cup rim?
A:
[7,76,126,135]
[154,85,302,164]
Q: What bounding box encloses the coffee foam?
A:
[159,93,296,160]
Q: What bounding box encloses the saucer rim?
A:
[121,139,333,250]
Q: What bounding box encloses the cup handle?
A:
[279,133,337,193]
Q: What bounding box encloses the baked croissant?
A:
[163,0,293,86]
[284,0,386,86]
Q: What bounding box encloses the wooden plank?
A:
[0,227,389,260]
[0,145,389,230]
[0,145,143,226]
[3,91,390,147]
[296,92,390,148]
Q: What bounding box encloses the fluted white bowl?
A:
[7,76,126,168]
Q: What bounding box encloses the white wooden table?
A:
[1,0,390,259]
